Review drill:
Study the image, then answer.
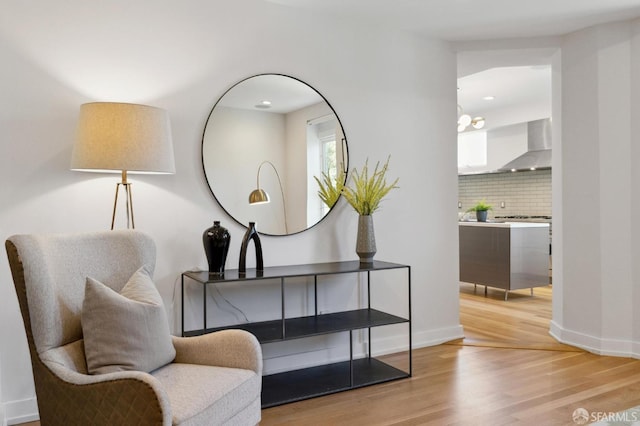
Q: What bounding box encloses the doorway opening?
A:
[455,46,560,349]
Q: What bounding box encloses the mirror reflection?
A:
[202,74,348,235]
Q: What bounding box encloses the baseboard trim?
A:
[412,324,465,349]
[550,320,640,359]
[4,397,38,425]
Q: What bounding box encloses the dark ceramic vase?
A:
[239,222,264,274]
[476,210,488,222]
[203,221,231,275]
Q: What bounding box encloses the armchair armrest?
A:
[172,329,262,374]
[42,361,172,425]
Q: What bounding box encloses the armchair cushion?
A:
[82,266,176,374]
[151,363,260,425]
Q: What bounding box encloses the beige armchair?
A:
[5,230,262,425]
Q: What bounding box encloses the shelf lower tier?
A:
[261,357,409,408]
[183,308,409,343]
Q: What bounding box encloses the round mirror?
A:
[202,74,348,236]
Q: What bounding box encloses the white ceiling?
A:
[265,0,640,41]
[218,74,323,114]
[265,0,640,130]
[457,65,552,131]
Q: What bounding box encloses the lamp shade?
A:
[249,189,270,204]
[71,102,175,174]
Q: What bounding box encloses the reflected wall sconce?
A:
[71,102,175,229]
[248,160,288,234]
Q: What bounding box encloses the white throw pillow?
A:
[82,266,176,374]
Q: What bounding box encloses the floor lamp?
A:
[71,102,175,229]
[248,160,288,234]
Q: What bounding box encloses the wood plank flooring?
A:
[261,283,640,425]
[450,283,580,351]
[20,283,640,425]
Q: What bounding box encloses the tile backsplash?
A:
[458,169,551,219]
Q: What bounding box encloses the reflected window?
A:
[321,139,337,215]
[307,114,338,220]
[458,130,487,168]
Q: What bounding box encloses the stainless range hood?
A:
[499,118,552,172]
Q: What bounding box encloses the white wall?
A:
[486,122,528,171]
[203,106,287,233]
[632,19,640,358]
[0,0,461,422]
[0,356,3,426]
[457,122,529,174]
[550,19,639,357]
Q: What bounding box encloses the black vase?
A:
[239,222,264,275]
[203,221,231,275]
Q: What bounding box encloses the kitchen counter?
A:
[459,222,550,300]
[459,221,549,228]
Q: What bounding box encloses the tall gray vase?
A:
[356,215,377,265]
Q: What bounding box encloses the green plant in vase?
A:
[343,157,399,264]
[467,200,493,222]
[314,166,346,209]
[315,157,399,264]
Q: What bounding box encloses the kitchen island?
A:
[459,222,550,300]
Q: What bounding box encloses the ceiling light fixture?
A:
[483,96,495,101]
[457,105,485,133]
[255,100,272,109]
[471,117,485,129]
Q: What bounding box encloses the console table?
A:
[181,260,411,408]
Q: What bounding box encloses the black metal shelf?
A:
[262,358,409,408]
[181,260,411,408]
[183,308,408,342]
[183,260,408,284]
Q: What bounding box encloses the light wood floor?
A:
[21,284,640,425]
[261,284,640,425]
[451,283,581,352]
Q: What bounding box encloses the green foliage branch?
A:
[342,157,399,216]
[466,200,493,212]
[314,167,346,208]
[314,157,399,216]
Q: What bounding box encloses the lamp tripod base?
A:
[111,173,135,230]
